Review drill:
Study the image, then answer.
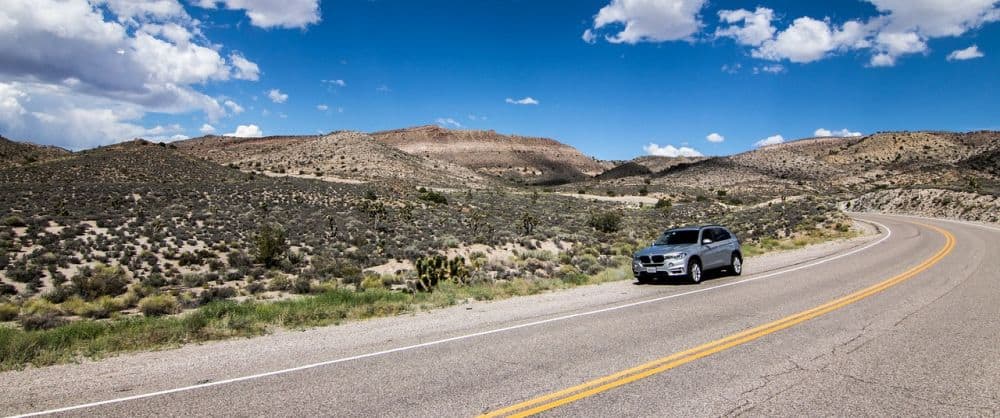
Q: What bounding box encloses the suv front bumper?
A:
[633,260,687,277]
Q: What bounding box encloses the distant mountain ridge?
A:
[173,131,496,187]
[370,125,610,185]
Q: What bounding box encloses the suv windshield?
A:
[655,230,699,246]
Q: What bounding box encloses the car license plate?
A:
[646,267,657,273]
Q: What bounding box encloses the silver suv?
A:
[633,225,743,284]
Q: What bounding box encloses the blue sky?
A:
[1,1,998,159]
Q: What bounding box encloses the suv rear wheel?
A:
[730,254,743,276]
[688,260,702,284]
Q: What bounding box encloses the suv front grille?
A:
[639,256,651,263]
[651,255,665,263]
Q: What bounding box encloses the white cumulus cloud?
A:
[230,52,260,81]
[752,17,871,63]
[866,0,1000,38]
[706,133,725,143]
[643,143,704,157]
[715,7,776,47]
[947,45,985,60]
[505,97,539,105]
[225,124,263,138]
[193,0,321,29]
[267,89,288,103]
[199,123,215,134]
[224,100,244,114]
[815,128,863,137]
[712,1,999,67]
[754,134,785,147]
[586,0,709,44]
[316,104,328,111]
[0,0,293,148]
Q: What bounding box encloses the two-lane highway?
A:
[4,214,999,417]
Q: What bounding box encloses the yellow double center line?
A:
[481,222,955,417]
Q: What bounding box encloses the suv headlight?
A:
[664,252,686,260]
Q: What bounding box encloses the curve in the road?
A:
[8,219,899,418]
[481,221,955,417]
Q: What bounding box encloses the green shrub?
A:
[0,282,16,296]
[254,223,288,268]
[654,199,672,209]
[0,303,18,321]
[587,211,622,233]
[18,299,65,330]
[268,274,292,291]
[71,264,129,300]
[181,273,208,287]
[6,262,43,283]
[418,190,448,205]
[293,277,313,294]
[138,294,179,317]
[2,215,26,227]
[360,275,385,291]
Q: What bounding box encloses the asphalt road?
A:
[3,213,999,417]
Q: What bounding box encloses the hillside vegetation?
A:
[0,136,70,169]
[1,128,996,368]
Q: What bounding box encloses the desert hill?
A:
[174,131,495,188]
[371,125,610,185]
[569,131,1000,206]
[0,135,70,168]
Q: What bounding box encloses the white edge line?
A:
[11,219,897,418]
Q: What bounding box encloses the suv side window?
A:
[715,228,732,241]
[701,228,716,243]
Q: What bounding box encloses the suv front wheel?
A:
[688,260,702,284]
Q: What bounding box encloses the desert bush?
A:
[6,261,43,283]
[0,280,17,296]
[310,255,362,282]
[199,286,237,304]
[0,303,18,321]
[360,274,384,291]
[557,265,588,285]
[227,250,253,269]
[18,299,66,330]
[268,274,292,291]
[418,190,448,205]
[40,285,75,304]
[140,273,168,288]
[71,264,129,300]
[2,215,26,227]
[293,277,312,294]
[587,211,622,233]
[138,294,180,317]
[254,223,287,268]
[181,273,208,287]
[177,251,202,266]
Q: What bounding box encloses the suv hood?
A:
[635,244,696,257]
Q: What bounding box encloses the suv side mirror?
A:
[702,238,713,245]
